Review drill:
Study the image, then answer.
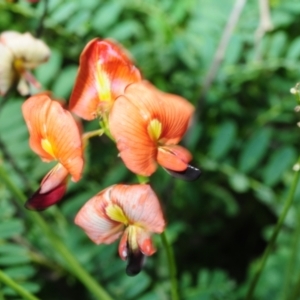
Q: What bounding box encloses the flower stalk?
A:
[99,116,114,141]
[246,156,300,299]
[0,269,40,300]
[135,175,179,298]
[161,231,179,300]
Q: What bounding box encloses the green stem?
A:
[82,129,104,145]
[0,269,39,300]
[290,273,300,300]
[0,164,113,300]
[161,231,180,300]
[99,116,114,142]
[134,176,179,299]
[136,175,150,184]
[280,207,300,300]
[246,158,300,300]
[0,285,5,300]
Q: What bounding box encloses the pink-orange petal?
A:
[124,81,194,145]
[119,81,165,124]
[40,164,69,194]
[118,230,129,260]
[110,81,194,176]
[22,94,53,161]
[109,94,157,176]
[110,184,166,233]
[137,230,156,256]
[22,69,41,90]
[157,145,192,171]
[125,81,194,140]
[22,94,84,181]
[75,188,124,245]
[45,101,83,181]
[69,39,141,120]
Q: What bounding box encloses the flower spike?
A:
[22,93,84,210]
[75,184,165,275]
[109,80,195,177]
[69,38,142,120]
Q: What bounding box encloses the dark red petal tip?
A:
[164,164,201,181]
[25,184,67,211]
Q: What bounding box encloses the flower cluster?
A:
[22,38,200,275]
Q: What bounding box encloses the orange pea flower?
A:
[109,81,199,179]
[75,184,165,276]
[69,38,142,120]
[0,31,50,96]
[22,93,84,210]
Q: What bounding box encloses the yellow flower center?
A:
[127,226,139,251]
[13,58,25,74]
[147,119,162,142]
[105,203,141,251]
[106,204,129,225]
[41,138,56,159]
[96,64,112,103]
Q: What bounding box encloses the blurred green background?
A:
[1,0,300,299]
